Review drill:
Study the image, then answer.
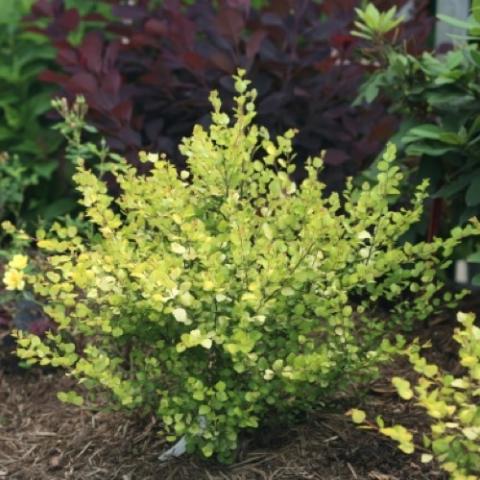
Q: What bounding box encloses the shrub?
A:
[355,2,480,249]
[0,0,66,225]
[350,312,480,480]
[13,73,478,462]
[35,0,432,187]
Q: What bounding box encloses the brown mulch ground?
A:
[0,303,474,480]
[0,370,448,480]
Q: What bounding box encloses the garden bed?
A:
[1,310,465,480]
[1,2,479,478]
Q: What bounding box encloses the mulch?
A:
[0,303,474,480]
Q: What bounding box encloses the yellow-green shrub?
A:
[12,71,479,462]
[350,312,480,480]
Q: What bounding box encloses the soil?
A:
[0,303,475,480]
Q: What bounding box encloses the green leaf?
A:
[467,251,480,263]
[380,425,414,454]
[34,161,58,179]
[471,273,480,286]
[474,0,480,23]
[437,14,473,31]
[465,176,480,206]
[0,0,34,23]
[376,416,385,429]
[40,199,78,220]
[201,443,214,458]
[404,124,445,142]
[398,442,414,454]
[434,175,471,199]
[193,390,205,401]
[349,409,367,424]
[172,308,189,324]
[57,391,84,406]
[198,405,211,415]
[405,143,455,157]
[356,75,383,104]
[438,132,464,146]
[392,377,414,400]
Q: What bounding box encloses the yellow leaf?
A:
[349,409,367,424]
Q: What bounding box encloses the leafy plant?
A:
[350,312,480,480]
[51,95,124,179]
[352,4,404,41]
[0,0,128,228]
[13,73,478,462]
[0,223,52,357]
[354,3,480,251]
[0,0,65,224]
[0,153,42,223]
[0,95,110,364]
[35,0,432,188]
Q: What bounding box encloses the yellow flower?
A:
[3,269,25,291]
[9,254,28,270]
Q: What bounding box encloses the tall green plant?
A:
[12,72,479,462]
[0,0,64,224]
[354,3,480,267]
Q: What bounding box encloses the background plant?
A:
[0,154,41,224]
[0,0,125,229]
[0,222,52,355]
[35,0,432,189]
[0,0,66,225]
[0,94,114,364]
[355,2,480,254]
[350,311,480,480]
[0,0,118,353]
[13,73,478,462]
[0,0,431,231]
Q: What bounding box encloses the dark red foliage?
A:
[34,0,432,185]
